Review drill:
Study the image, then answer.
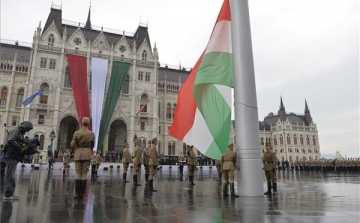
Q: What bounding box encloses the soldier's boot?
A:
[63,170,66,177]
[74,180,82,199]
[223,183,229,196]
[264,182,272,195]
[133,175,141,186]
[123,173,129,182]
[80,180,87,197]
[191,176,196,185]
[230,183,239,198]
[95,170,99,177]
[189,176,195,186]
[272,183,277,195]
[148,180,157,192]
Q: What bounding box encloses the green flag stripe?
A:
[195,52,234,88]
[204,140,226,158]
[193,84,231,157]
[97,61,130,151]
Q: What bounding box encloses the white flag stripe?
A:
[183,108,213,152]
[205,20,232,54]
[215,84,232,108]
[91,57,108,151]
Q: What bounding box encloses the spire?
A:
[305,99,310,113]
[85,5,92,29]
[279,96,285,111]
[278,96,286,122]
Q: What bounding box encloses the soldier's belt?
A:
[265,162,273,163]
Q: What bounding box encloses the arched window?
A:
[48,34,55,46]
[39,83,50,104]
[294,134,297,145]
[16,89,24,107]
[64,67,72,88]
[0,87,8,106]
[158,102,161,118]
[280,134,283,145]
[312,136,316,145]
[142,139,146,149]
[140,94,149,113]
[261,137,264,145]
[183,143,187,155]
[145,73,150,82]
[122,75,129,94]
[300,135,304,145]
[273,136,277,145]
[142,50,147,60]
[138,72,143,81]
[287,134,291,144]
[171,142,175,155]
[39,135,45,150]
[306,135,310,145]
[168,142,172,155]
[172,103,176,118]
[166,103,171,119]
[308,149,312,153]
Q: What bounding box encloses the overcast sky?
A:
[1,0,359,157]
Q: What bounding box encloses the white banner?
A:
[91,57,108,152]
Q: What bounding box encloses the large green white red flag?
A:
[169,0,233,160]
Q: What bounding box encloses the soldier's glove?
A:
[272,168,276,174]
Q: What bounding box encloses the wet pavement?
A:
[0,163,359,223]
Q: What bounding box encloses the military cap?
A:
[228,143,234,147]
[82,117,90,124]
[151,137,157,143]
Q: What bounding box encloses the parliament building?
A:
[0,6,320,160]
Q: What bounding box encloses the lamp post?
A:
[133,134,138,146]
[50,130,56,150]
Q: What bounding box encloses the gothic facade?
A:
[0,6,320,160]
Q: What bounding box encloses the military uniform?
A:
[187,146,196,186]
[215,159,222,181]
[148,138,159,191]
[132,139,142,186]
[62,149,70,176]
[178,153,185,175]
[122,144,131,182]
[221,143,238,197]
[71,117,95,199]
[142,141,151,183]
[263,143,277,195]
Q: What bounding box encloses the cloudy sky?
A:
[1,0,359,157]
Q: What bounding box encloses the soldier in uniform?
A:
[142,140,151,184]
[263,143,277,195]
[122,143,131,182]
[62,149,70,176]
[148,137,159,191]
[178,152,186,175]
[221,143,239,198]
[215,159,222,182]
[132,139,142,186]
[95,151,101,177]
[187,146,196,186]
[71,117,95,199]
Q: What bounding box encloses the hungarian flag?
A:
[169,0,233,159]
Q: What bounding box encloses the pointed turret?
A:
[43,7,62,35]
[85,5,92,29]
[304,99,312,124]
[278,96,287,121]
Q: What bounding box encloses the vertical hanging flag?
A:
[66,54,91,128]
[97,61,130,152]
[91,57,108,152]
[22,89,43,106]
[169,0,233,159]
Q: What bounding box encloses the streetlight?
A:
[133,134,138,145]
[50,130,56,149]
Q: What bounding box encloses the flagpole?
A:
[230,0,264,196]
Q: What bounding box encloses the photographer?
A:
[3,121,33,201]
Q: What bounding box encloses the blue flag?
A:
[22,89,43,106]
